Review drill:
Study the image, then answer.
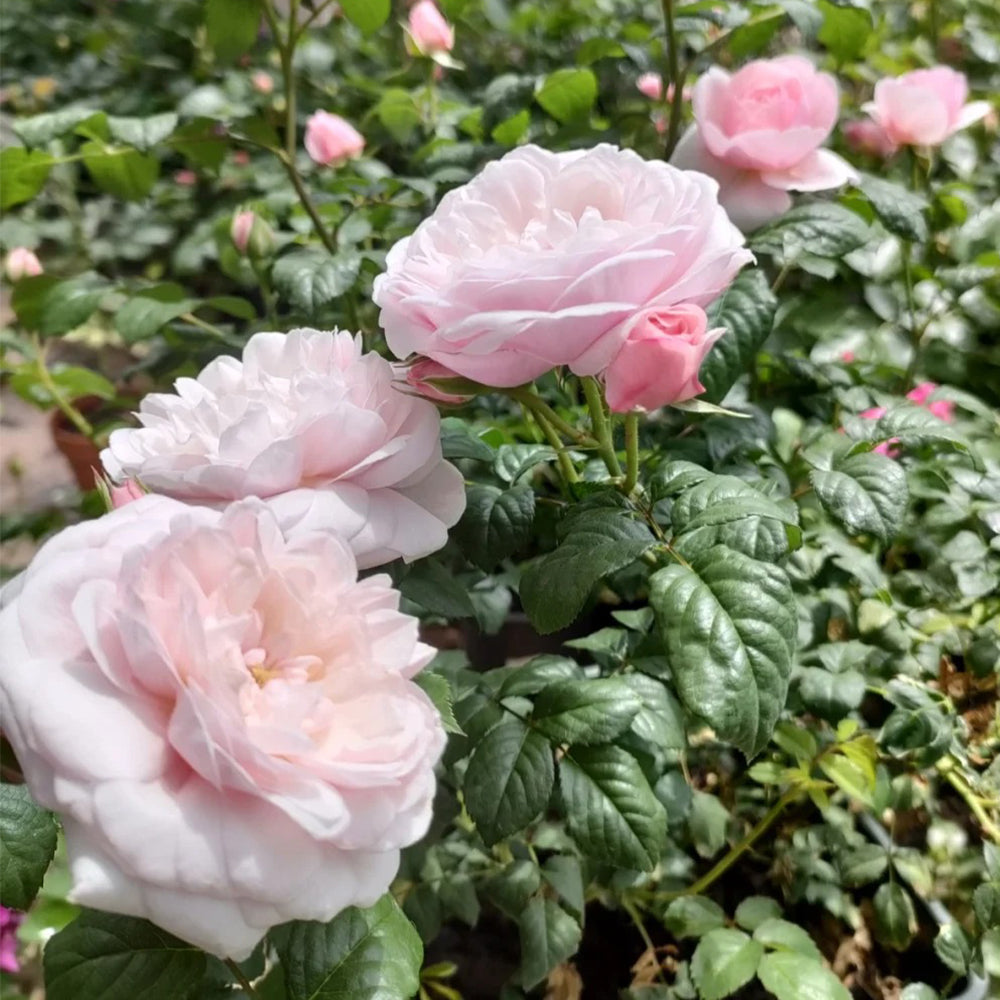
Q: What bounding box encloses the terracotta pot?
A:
[50,397,103,491]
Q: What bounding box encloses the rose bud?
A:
[4,247,42,282]
[304,111,365,167]
[407,0,454,56]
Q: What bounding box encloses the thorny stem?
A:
[582,377,622,479]
[659,0,685,159]
[506,387,595,446]
[33,337,94,438]
[224,958,260,999]
[624,412,640,494]
[524,405,579,486]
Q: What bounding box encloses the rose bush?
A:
[101,328,466,569]
[0,496,444,958]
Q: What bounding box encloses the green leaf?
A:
[688,791,729,858]
[933,923,971,974]
[663,896,726,939]
[690,928,763,1000]
[875,403,971,453]
[81,142,159,200]
[535,68,598,123]
[44,909,207,1000]
[273,250,362,314]
[107,113,178,151]
[13,273,111,336]
[811,452,907,545]
[0,783,57,910]
[0,147,53,209]
[172,118,229,169]
[398,560,475,620]
[463,719,554,844]
[520,511,655,634]
[816,0,871,62]
[485,861,542,920]
[11,363,116,408]
[206,0,262,63]
[13,106,97,146]
[752,203,870,260]
[518,897,581,990]
[413,672,462,735]
[974,881,1000,930]
[734,897,782,932]
[838,844,888,886]
[623,673,686,751]
[819,754,875,806]
[798,667,866,723]
[559,745,666,870]
[494,443,558,484]
[497,655,583,698]
[873,883,916,950]
[440,421,495,463]
[115,284,199,343]
[756,950,851,1000]
[700,269,777,403]
[725,10,786,58]
[374,89,423,143]
[752,918,821,961]
[340,0,391,35]
[541,856,584,918]
[982,928,1000,977]
[650,546,796,757]
[532,678,642,746]
[273,895,422,1000]
[853,174,929,242]
[453,484,535,570]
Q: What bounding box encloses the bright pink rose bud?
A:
[603,304,722,413]
[907,381,955,422]
[230,210,256,254]
[637,72,663,100]
[864,67,990,148]
[0,907,22,974]
[843,119,899,159]
[408,0,454,55]
[4,247,42,282]
[404,359,475,405]
[109,479,145,509]
[251,70,274,94]
[671,56,858,231]
[304,111,365,167]
[174,169,197,186]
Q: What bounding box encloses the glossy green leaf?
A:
[340,0,391,35]
[115,284,199,343]
[107,113,178,151]
[532,678,642,746]
[206,0,262,62]
[752,918,821,960]
[734,896,782,931]
[811,452,908,545]
[272,250,362,314]
[535,68,597,123]
[81,142,159,200]
[453,484,535,570]
[854,174,929,242]
[690,928,762,1000]
[756,950,851,1000]
[752,203,870,260]
[873,883,916,950]
[817,0,871,62]
[0,783,57,911]
[663,896,726,939]
[518,897,581,990]
[0,147,54,209]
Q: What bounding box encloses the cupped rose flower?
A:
[843,119,899,159]
[373,143,751,388]
[407,0,454,55]
[4,247,42,281]
[304,111,365,167]
[0,497,445,959]
[603,304,721,413]
[101,329,465,569]
[864,67,990,147]
[671,56,858,231]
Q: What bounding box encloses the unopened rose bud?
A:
[251,71,274,95]
[407,0,454,55]
[304,111,365,167]
[230,210,274,259]
[637,72,663,100]
[403,358,476,405]
[4,247,42,282]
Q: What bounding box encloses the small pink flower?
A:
[408,0,454,55]
[174,169,197,186]
[251,71,274,95]
[304,111,365,167]
[637,72,663,100]
[109,479,145,509]
[403,359,474,405]
[603,304,722,413]
[864,66,990,148]
[843,119,899,159]
[907,381,955,422]
[841,350,856,363]
[4,247,42,282]
[232,150,251,166]
[230,210,256,254]
[0,907,21,974]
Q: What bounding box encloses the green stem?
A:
[525,406,579,486]
[179,312,230,342]
[426,58,438,129]
[657,791,799,901]
[622,897,666,984]
[582,377,622,479]
[659,0,684,159]
[901,241,921,387]
[624,412,640,494]
[278,151,339,255]
[506,387,594,446]
[943,768,1000,844]
[224,959,260,999]
[33,338,94,438]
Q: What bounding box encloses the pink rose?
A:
[671,56,858,231]
[373,144,751,388]
[230,210,256,254]
[842,119,899,159]
[101,329,465,569]
[864,67,990,147]
[4,247,42,281]
[404,358,476,405]
[0,497,445,958]
[637,72,663,100]
[408,0,454,55]
[109,479,145,509]
[304,111,365,167]
[603,304,721,413]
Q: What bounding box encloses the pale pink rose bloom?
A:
[109,479,145,508]
[864,67,990,147]
[0,497,445,959]
[4,247,42,281]
[230,210,256,254]
[672,56,858,231]
[101,329,465,569]
[637,72,664,100]
[405,358,474,405]
[251,70,274,94]
[603,304,722,413]
[843,119,899,159]
[408,0,454,54]
[374,144,752,388]
[304,111,365,167]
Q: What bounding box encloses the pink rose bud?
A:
[231,211,256,254]
[175,169,197,186]
[251,71,274,94]
[230,210,274,259]
[304,111,365,167]
[232,150,250,166]
[404,358,475,405]
[841,350,856,363]
[110,479,146,509]
[907,381,955,422]
[0,907,22,974]
[603,304,722,413]
[4,247,42,282]
[637,72,663,101]
[408,0,454,55]
[843,119,899,159]
[864,66,990,148]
